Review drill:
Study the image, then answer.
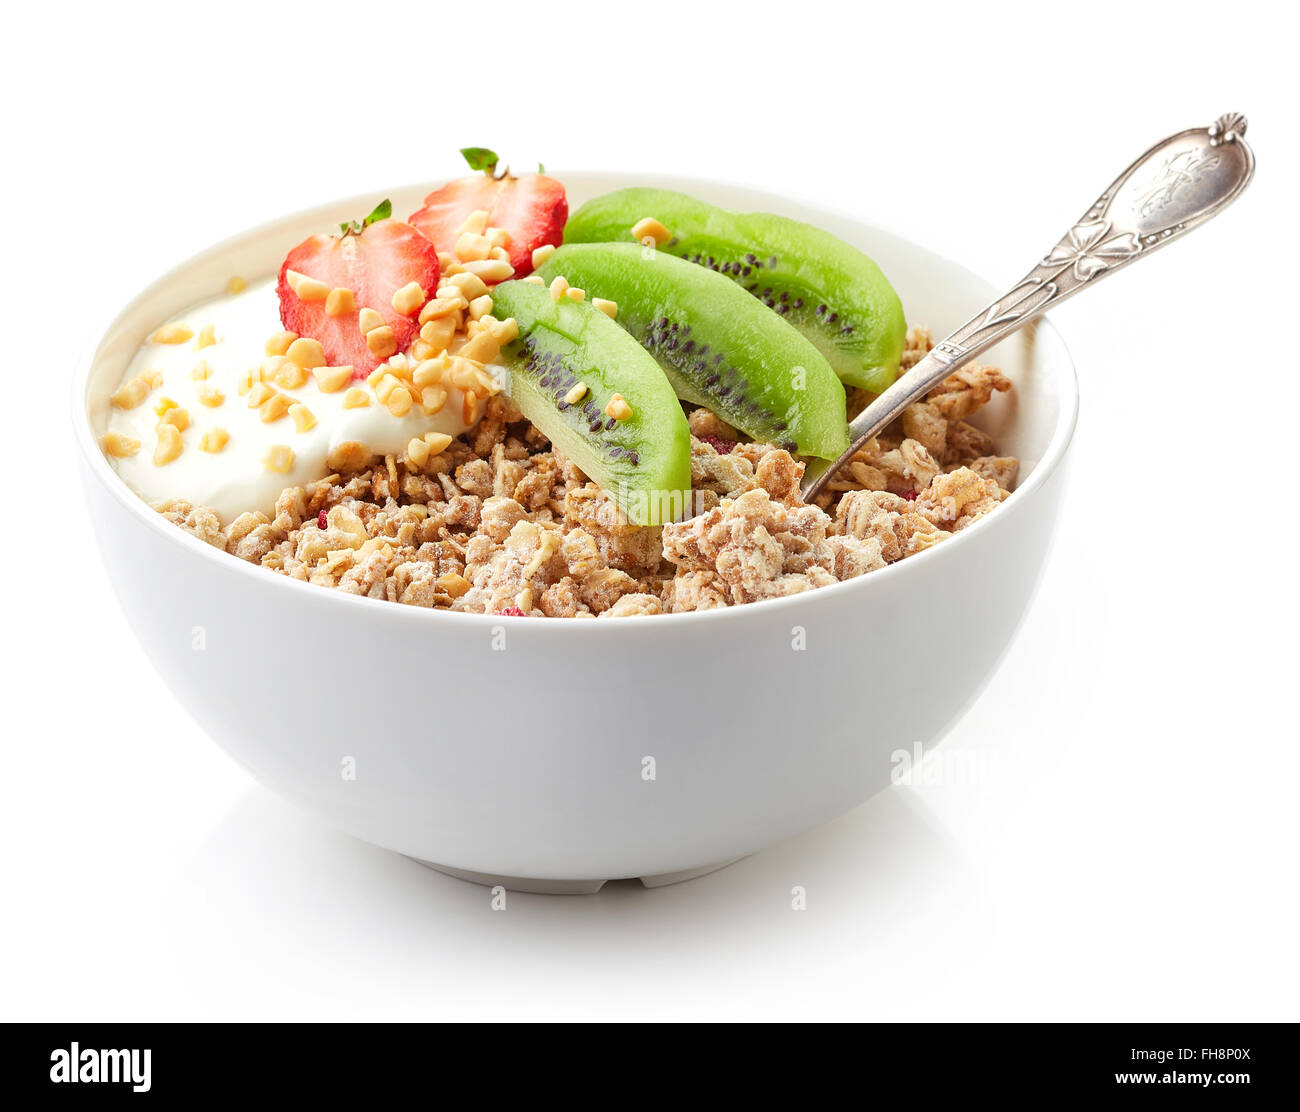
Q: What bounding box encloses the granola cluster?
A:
[158,327,1020,617]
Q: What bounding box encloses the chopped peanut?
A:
[358,307,385,334]
[459,210,489,236]
[447,357,480,390]
[260,355,287,380]
[593,297,618,319]
[454,232,492,262]
[632,216,671,245]
[494,317,519,344]
[313,365,353,393]
[196,323,218,349]
[604,393,632,420]
[437,572,471,598]
[190,360,212,381]
[326,287,355,317]
[418,296,461,323]
[488,245,510,262]
[263,444,295,473]
[420,385,448,413]
[410,340,435,361]
[153,423,183,465]
[326,441,372,472]
[286,270,329,301]
[486,227,511,249]
[100,432,140,458]
[566,287,586,303]
[198,384,225,407]
[153,395,178,417]
[161,407,191,431]
[374,373,403,404]
[436,251,456,271]
[246,381,275,408]
[413,358,446,388]
[424,431,453,454]
[110,377,151,410]
[433,290,470,314]
[448,272,490,300]
[341,387,370,409]
[391,281,426,316]
[259,391,292,423]
[227,276,247,294]
[420,316,457,353]
[151,322,193,345]
[289,403,316,432]
[549,275,569,301]
[468,294,493,321]
[265,331,298,357]
[285,337,325,369]
[458,330,500,363]
[564,381,588,405]
[462,258,513,283]
[275,361,310,389]
[365,326,397,359]
[522,275,545,285]
[386,386,413,417]
[531,244,556,269]
[141,369,164,389]
[237,368,258,396]
[406,436,431,466]
[199,427,229,452]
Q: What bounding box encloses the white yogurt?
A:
[107,280,485,519]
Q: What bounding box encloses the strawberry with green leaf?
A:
[409,147,567,276]
[276,199,440,375]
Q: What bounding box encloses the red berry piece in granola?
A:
[697,433,738,454]
[492,606,527,617]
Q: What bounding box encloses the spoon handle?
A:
[801,112,1256,500]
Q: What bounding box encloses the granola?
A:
[160,329,1020,617]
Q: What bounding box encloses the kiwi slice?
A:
[564,187,907,393]
[489,280,691,526]
[535,244,849,460]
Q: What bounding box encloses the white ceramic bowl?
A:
[73,174,1078,892]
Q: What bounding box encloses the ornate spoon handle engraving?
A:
[801,113,1255,500]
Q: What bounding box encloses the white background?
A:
[3,0,1296,1021]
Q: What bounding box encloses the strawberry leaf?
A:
[460,147,499,174]
[338,199,393,238]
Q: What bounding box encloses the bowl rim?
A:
[71,171,1080,632]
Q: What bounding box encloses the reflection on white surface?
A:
[161,782,973,1021]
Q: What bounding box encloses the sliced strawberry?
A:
[409,172,567,276]
[277,213,439,376]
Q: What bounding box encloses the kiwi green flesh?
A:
[489,280,691,526]
[537,244,848,460]
[564,187,907,392]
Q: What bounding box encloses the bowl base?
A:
[407,856,744,895]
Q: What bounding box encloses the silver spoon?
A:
[801,112,1256,501]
